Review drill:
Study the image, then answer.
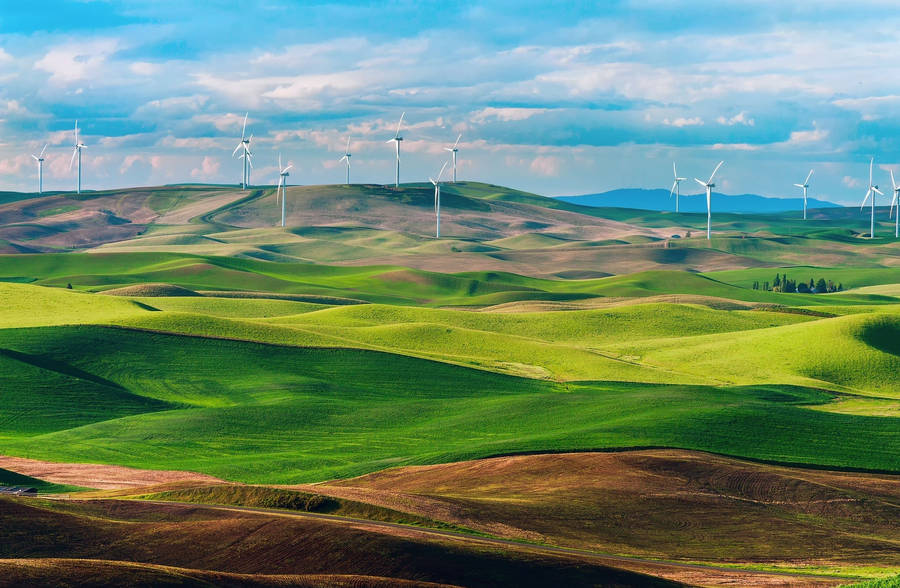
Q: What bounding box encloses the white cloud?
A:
[529,155,561,176]
[470,107,547,124]
[716,111,755,126]
[158,135,223,150]
[843,175,862,188]
[781,128,828,146]
[34,39,120,84]
[0,48,12,63]
[191,156,220,179]
[130,62,160,76]
[662,117,703,128]
[0,154,31,175]
[711,143,761,151]
[120,154,143,174]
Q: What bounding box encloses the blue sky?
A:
[1,0,900,203]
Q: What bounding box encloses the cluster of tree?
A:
[752,274,843,294]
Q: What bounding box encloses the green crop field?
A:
[3,182,900,585]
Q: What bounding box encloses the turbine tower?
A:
[669,162,686,213]
[430,161,449,238]
[890,170,900,239]
[694,161,724,241]
[232,113,253,189]
[385,112,404,187]
[793,169,813,220]
[444,134,461,183]
[860,157,882,239]
[339,136,351,185]
[68,120,86,194]
[31,144,47,194]
[275,154,292,228]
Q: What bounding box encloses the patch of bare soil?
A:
[0,455,224,490]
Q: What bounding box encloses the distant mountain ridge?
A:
[556,188,842,213]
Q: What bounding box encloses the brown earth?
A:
[0,455,224,489]
[0,497,681,588]
[300,450,900,570]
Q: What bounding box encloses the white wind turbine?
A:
[669,162,686,213]
[694,161,724,240]
[386,112,404,187]
[232,113,253,190]
[275,154,292,228]
[68,120,86,194]
[793,169,814,220]
[32,144,47,194]
[444,134,461,183]
[430,161,449,238]
[889,170,899,239]
[339,136,351,185]
[860,157,882,239]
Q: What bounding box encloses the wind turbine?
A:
[430,161,449,238]
[232,113,253,189]
[444,134,461,183]
[694,161,724,240]
[669,162,686,213]
[32,144,47,194]
[275,154,292,228]
[68,120,86,194]
[860,157,882,239]
[339,136,351,185]
[793,169,814,220]
[890,170,900,239]
[385,112,404,187]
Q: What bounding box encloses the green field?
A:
[3,182,900,585]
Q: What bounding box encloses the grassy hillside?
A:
[2,324,900,483]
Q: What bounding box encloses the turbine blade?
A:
[233,143,243,156]
[396,112,405,136]
[339,155,348,162]
[793,184,804,188]
[873,187,883,195]
[429,177,436,185]
[346,135,351,152]
[669,181,677,198]
[40,144,47,157]
[241,112,248,140]
[861,188,872,210]
[453,133,461,149]
[870,157,874,186]
[694,178,706,187]
[805,169,813,185]
[283,164,292,173]
[893,169,897,191]
[673,161,677,178]
[31,154,39,161]
[708,160,724,184]
[437,161,448,182]
[69,147,77,170]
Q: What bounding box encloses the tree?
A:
[816,278,827,293]
[66,283,72,289]
[838,283,844,291]
[773,274,781,289]
[809,278,815,291]
[797,282,810,293]
[764,281,769,291]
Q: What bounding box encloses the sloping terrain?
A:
[312,449,900,571]
[0,497,679,588]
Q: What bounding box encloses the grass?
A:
[2,325,900,484]
[0,468,84,493]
